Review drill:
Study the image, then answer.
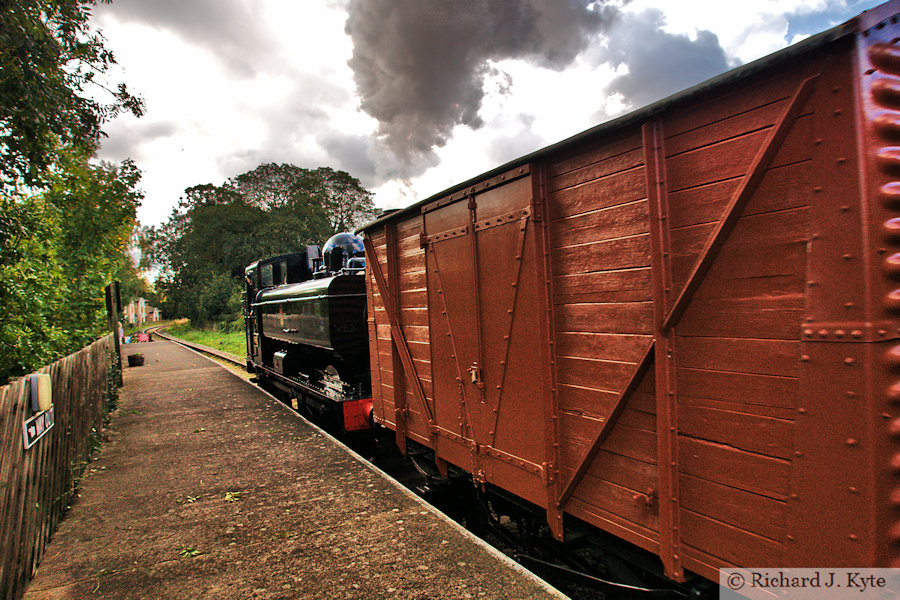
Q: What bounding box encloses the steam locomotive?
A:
[244,233,372,432]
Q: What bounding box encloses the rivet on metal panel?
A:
[800,355,810,362]
[804,329,814,336]
[835,330,846,338]
[798,408,807,414]
[815,138,823,145]
[813,186,823,193]
[845,302,856,309]
[887,382,900,403]
[879,148,900,175]
[808,281,818,287]
[847,391,857,398]
[885,345,900,370]
[837,157,847,165]
[886,253,900,278]
[845,357,856,365]
[852,330,864,338]
[795,451,804,457]
[890,418,900,437]
[850,486,860,494]
[819,329,830,337]
[875,113,900,139]
[842,254,853,260]
[846,438,858,446]
[891,454,900,471]
[787,535,795,540]
[834,109,843,116]
[841,205,851,212]
[886,217,900,239]
[882,182,900,207]
[849,534,859,541]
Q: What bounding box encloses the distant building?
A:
[124,298,162,325]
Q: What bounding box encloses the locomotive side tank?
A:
[360,0,900,586]
[256,275,368,358]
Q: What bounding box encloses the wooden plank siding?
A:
[0,335,114,600]
[366,218,435,446]
[358,14,900,582]
[541,54,819,579]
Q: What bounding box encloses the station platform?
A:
[24,339,565,599]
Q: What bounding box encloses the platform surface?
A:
[24,340,565,600]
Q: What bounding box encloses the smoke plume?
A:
[345,1,621,170]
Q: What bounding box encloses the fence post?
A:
[105,282,123,387]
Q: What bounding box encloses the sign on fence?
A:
[22,406,54,450]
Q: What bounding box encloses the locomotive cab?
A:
[244,247,321,372]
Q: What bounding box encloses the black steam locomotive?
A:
[244,233,372,431]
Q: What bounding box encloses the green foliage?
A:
[0,0,146,381]
[0,0,144,191]
[165,322,246,357]
[145,163,378,325]
[0,148,143,381]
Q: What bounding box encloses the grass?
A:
[165,322,247,357]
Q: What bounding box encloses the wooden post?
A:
[105,282,122,386]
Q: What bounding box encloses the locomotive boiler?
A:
[245,233,372,431]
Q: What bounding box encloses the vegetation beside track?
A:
[164,322,246,357]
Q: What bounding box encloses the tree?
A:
[0,149,143,380]
[0,0,146,381]
[144,163,377,326]
[44,149,142,344]
[0,0,144,191]
[315,166,378,232]
[229,163,378,232]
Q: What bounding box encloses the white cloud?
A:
[89,0,884,228]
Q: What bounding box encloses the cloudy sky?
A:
[92,0,883,227]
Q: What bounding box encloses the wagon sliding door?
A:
[422,169,554,510]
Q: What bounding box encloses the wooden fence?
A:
[0,334,115,600]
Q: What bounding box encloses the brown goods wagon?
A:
[360,0,900,583]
